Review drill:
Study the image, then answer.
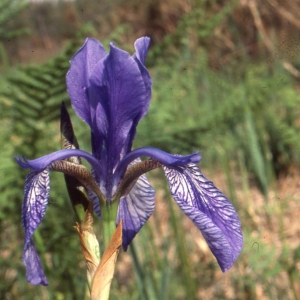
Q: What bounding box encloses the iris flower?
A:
[16,37,243,286]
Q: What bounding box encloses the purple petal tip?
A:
[15,156,30,169]
[188,152,201,164]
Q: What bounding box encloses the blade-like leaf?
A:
[60,102,90,220]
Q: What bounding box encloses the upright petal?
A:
[22,169,50,285]
[132,37,152,117]
[118,37,152,164]
[88,40,152,169]
[116,171,155,250]
[163,164,243,272]
[66,38,108,127]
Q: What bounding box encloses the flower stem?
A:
[101,200,119,250]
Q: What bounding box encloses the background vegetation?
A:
[0,0,300,299]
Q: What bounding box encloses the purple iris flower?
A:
[16,37,243,286]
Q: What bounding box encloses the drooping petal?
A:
[163,164,243,272]
[22,169,50,285]
[116,168,155,250]
[23,238,48,286]
[15,149,103,179]
[88,40,152,168]
[66,38,108,127]
[114,147,201,185]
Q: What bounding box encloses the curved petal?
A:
[22,169,50,285]
[163,164,243,272]
[88,40,152,168]
[66,38,108,127]
[134,37,151,65]
[132,37,152,119]
[116,170,155,250]
[114,147,201,184]
[15,149,103,178]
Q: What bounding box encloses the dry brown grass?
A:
[10,0,300,71]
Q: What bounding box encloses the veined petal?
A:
[22,169,50,285]
[88,169,102,218]
[15,149,103,178]
[163,164,243,272]
[114,147,201,184]
[66,38,108,127]
[116,171,155,250]
[88,190,101,218]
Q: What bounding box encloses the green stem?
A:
[130,242,151,300]
[101,199,119,249]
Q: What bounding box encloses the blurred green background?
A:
[1,0,300,299]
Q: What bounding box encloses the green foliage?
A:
[0,0,28,40]
[135,52,300,195]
